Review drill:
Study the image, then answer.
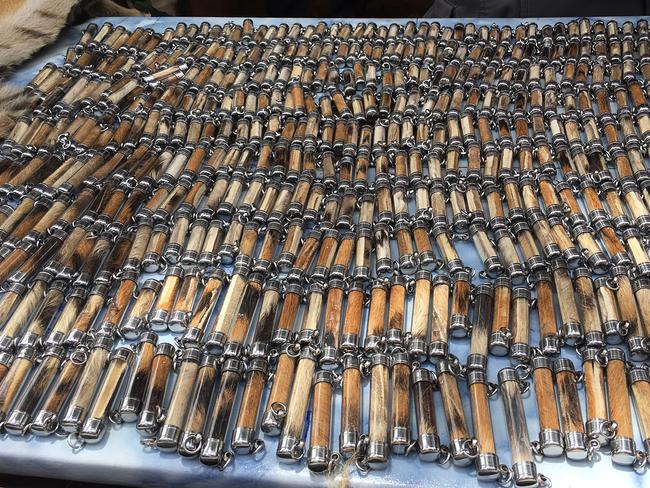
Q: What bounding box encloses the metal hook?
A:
[405,439,419,456]
[531,440,543,457]
[617,321,630,337]
[109,410,123,425]
[21,422,33,437]
[217,451,234,471]
[355,455,370,474]
[327,452,341,473]
[497,464,513,487]
[537,473,552,487]
[182,433,203,456]
[252,438,265,455]
[596,348,609,367]
[70,349,88,365]
[514,363,531,380]
[437,444,451,465]
[587,437,601,461]
[270,402,287,421]
[287,343,301,358]
[605,420,618,440]
[67,432,86,451]
[462,438,479,459]
[291,440,305,461]
[140,437,158,449]
[634,451,648,473]
[155,405,166,424]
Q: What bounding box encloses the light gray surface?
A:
[0,16,648,488]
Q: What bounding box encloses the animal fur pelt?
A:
[0,0,82,73]
[0,0,154,139]
[0,84,38,139]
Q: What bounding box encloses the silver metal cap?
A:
[417,433,441,462]
[231,426,262,455]
[4,410,30,436]
[511,342,531,363]
[136,409,159,435]
[156,424,182,452]
[428,340,448,362]
[29,410,59,436]
[489,329,511,356]
[307,445,331,473]
[449,437,474,466]
[277,434,304,463]
[476,452,500,480]
[560,321,583,346]
[367,440,389,469]
[541,334,560,356]
[585,418,614,447]
[118,396,141,423]
[60,404,85,433]
[391,426,410,454]
[611,436,637,466]
[79,417,107,444]
[449,314,469,338]
[512,460,538,487]
[200,437,232,469]
[260,406,283,436]
[339,430,358,457]
[539,428,564,457]
[564,431,588,461]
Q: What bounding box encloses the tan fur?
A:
[0,0,28,17]
[89,0,148,17]
[0,0,81,70]
[0,0,149,140]
[0,84,37,139]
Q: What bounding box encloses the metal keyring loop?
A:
[217,451,234,471]
[270,402,287,420]
[183,432,203,455]
[437,444,451,465]
[328,452,341,473]
[252,438,265,455]
[67,432,86,451]
[70,349,88,365]
[497,464,513,487]
[109,410,123,425]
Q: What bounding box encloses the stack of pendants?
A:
[3,16,650,487]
